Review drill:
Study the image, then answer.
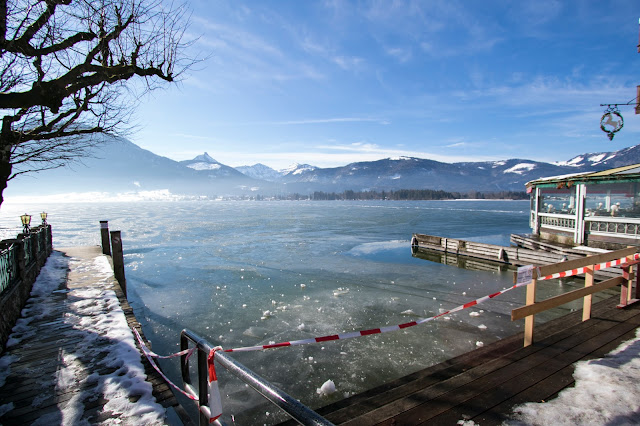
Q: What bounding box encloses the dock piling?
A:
[100,220,111,256]
[110,230,126,298]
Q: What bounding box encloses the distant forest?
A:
[260,189,529,201]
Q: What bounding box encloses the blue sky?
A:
[132,0,640,170]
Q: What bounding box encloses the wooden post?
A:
[635,262,640,300]
[100,221,111,256]
[110,231,126,298]
[618,254,637,308]
[620,265,631,307]
[582,265,594,321]
[626,255,633,303]
[524,277,537,347]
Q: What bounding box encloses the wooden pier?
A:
[291,294,640,425]
[0,246,190,425]
[411,233,580,266]
[411,233,621,280]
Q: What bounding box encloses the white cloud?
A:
[385,47,412,63]
[333,55,365,71]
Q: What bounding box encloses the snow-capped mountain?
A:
[556,145,640,169]
[274,157,577,193]
[234,163,319,182]
[8,136,640,198]
[234,163,282,181]
[182,152,222,170]
[6,142,271,197]
[279,163,317,177]
[179,152,250,179]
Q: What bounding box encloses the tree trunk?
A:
[0,149,11,208]
[0,117,15,209]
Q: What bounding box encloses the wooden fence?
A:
[511,246,639,347]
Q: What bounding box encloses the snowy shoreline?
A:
[0,250,166,425]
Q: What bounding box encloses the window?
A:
[539,187,575,215]
[585,182,640,218]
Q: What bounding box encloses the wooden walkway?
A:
[294,295,640,425]
[0,246,190,425]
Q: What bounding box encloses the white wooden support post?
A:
[574,184,586,245]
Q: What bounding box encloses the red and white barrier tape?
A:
[132,328,198,401]
[222,251,639,353]
[222,283,519,353]
[132,252,640,386]
[207,348,223,423]
[537,252,640,281]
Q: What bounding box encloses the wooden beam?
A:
[512,276,625,321]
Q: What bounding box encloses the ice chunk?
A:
[476,341,484,347]
[401,309,417,316]
[333,287,349,296]
[316,379,336,396]
[478,324,487,330]
[469,311,480,317]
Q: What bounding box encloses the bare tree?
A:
[0,0,194,206]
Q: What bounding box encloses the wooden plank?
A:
[424,310,640,425]
[311,298,620,425]
[473,324,640,425]
[367,304,640,426]
[365,316,618,426]
[333,300,624,426]
[512,276,625,320]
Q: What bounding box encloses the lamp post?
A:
[20,213,31,234]
[40,212,47,225]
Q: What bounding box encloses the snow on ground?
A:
[505,328,640,425]
[0,251,166,425]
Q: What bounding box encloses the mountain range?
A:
[6,134,640,199]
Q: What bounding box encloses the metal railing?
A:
[180,328,334,426]
[0,225,52,297]
[0,243,19,294]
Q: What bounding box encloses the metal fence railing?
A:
[180,328,334,426]
[0,243,19,294]
[0,225,53,298]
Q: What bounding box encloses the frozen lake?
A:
[0,199,601,424]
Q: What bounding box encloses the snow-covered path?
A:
[0,247,167,425]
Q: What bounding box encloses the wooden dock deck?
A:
[0,246,190,425]
[294,295,640,425]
